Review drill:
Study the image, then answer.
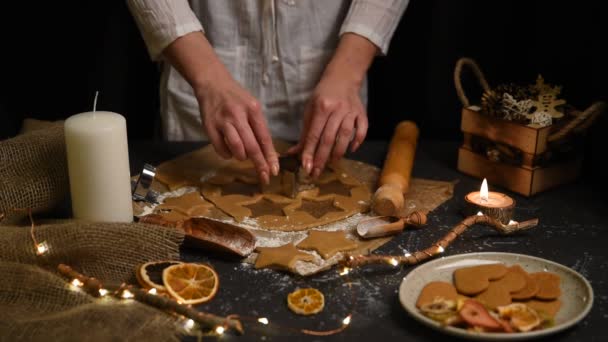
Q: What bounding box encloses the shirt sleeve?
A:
[339,0,409,55]
[127,0,204,61]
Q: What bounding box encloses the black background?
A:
[2,0,607,186]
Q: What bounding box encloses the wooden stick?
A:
[57,264,244,335]
[372,121,419,216]
[342,214,538,268]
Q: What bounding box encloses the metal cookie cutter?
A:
[131,163,160,204]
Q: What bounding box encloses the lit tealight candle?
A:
[464,179,515,224]
[65,102,133,222]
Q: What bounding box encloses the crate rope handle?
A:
[548,101,605,143]
[454,57,491,107]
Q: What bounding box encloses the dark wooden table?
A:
[129,140,608,342]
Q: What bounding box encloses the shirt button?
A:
[283,0,296,6]
[262,73,270,85]
[272,55,280,63]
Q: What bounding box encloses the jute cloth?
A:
[0,222,186,341]
[0,123,69,224]
[1,125,193,341]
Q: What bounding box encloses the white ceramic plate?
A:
[399,252,593,340]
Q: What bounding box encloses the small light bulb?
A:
[404,253,412,257]
[437,246,445,253]
[148,288,158,295]
[339,267,350,276]
[36,242,49,255]
[215,326,225,335]
[477,211,484,216]
[257,317,269,325]
[71,279,83,287]
[183,319,195,330]
[342,315,352,325]
[121,289,134,299]
[389,258,399,266]
[98,288,109,296]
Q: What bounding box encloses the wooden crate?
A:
[457,107,584,196]
[454,57,605,197]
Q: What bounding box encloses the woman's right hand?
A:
[162,31,278,185]
[194,75,279,185]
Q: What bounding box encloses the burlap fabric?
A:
[0,123,69,224]
[0,221,187,341]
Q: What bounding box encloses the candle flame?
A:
[342,315,352,325]
[480,178,489,201]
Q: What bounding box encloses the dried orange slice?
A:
[162,263,219,305]
[136,260,182,292]
[497,303,541,332]
[287,288,324,315]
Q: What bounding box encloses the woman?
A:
[128,0,408,184]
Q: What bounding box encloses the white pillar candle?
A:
[64,111,133,222]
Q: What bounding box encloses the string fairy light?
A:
[183,319,196,331]
[6,206,357,338]
[0,208,50,256]
[341,213,539,268]
[71,279,84,287]
[121,289,135,299]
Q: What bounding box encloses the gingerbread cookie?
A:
[530,272,561,300]
[453,264,508,295]
[416,281,459,308]
[474,266,527,310]
[509,265,539,300]
[524,299,562,318]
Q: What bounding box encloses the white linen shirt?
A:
[128,0,408,141]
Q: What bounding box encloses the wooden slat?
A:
[461,107,552,155]
[458,147,533,196]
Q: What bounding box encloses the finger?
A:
[235,122,270,185]
[293,101,314,172]
[350,113,368,152]
[312,112,344,178]
[301,102,332,175]
[222,123,246,161]
[248,104,279,176]
[331,115,355,162]
[205,122,232,159]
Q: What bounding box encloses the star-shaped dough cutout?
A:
[244,198,290,218]
[255,244,315,271]
[297,230,359,259]
[316,180,355,197]
[297,199,344,219]
[155,192,212,216]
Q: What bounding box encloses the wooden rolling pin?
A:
[372,120,419,216]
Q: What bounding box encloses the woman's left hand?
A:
[287,75,367,178]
